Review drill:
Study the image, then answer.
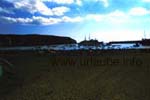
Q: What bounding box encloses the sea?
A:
[0,43,150,51]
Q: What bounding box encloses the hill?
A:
[0,34,77,47]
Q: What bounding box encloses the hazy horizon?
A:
[0,0,150,42]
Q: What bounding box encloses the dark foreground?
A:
[0,49,150,100]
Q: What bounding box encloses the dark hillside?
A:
[0,34,77,47]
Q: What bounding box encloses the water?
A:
[0,43,150,51]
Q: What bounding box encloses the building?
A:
[140,39,150,46]
[79,39,103,47]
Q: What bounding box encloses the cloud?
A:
[84,8,150,25]
[52,6,70,16]
[0,7,14,14]
[62,16,83,22]
[0,16,83,25]
[106,10,129,24]
[42,0,82,6]
[5,0,70,16]
[86,14,103,22]
[129,7,150,16]
[101,0,109,7]
[96,0,109,7]
[42,0,74,4]
[76,0,82,6]
[108,10,126,17]
[142,0,150,2]
[1,0,149,26]
[85,10,128,24]
[0,16,33,24]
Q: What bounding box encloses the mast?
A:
[89,33,90,40]
[144,30,146,39]
[84,35,86,41]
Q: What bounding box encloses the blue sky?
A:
[0,0,150,42]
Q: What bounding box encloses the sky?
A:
[0,0,150,42]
